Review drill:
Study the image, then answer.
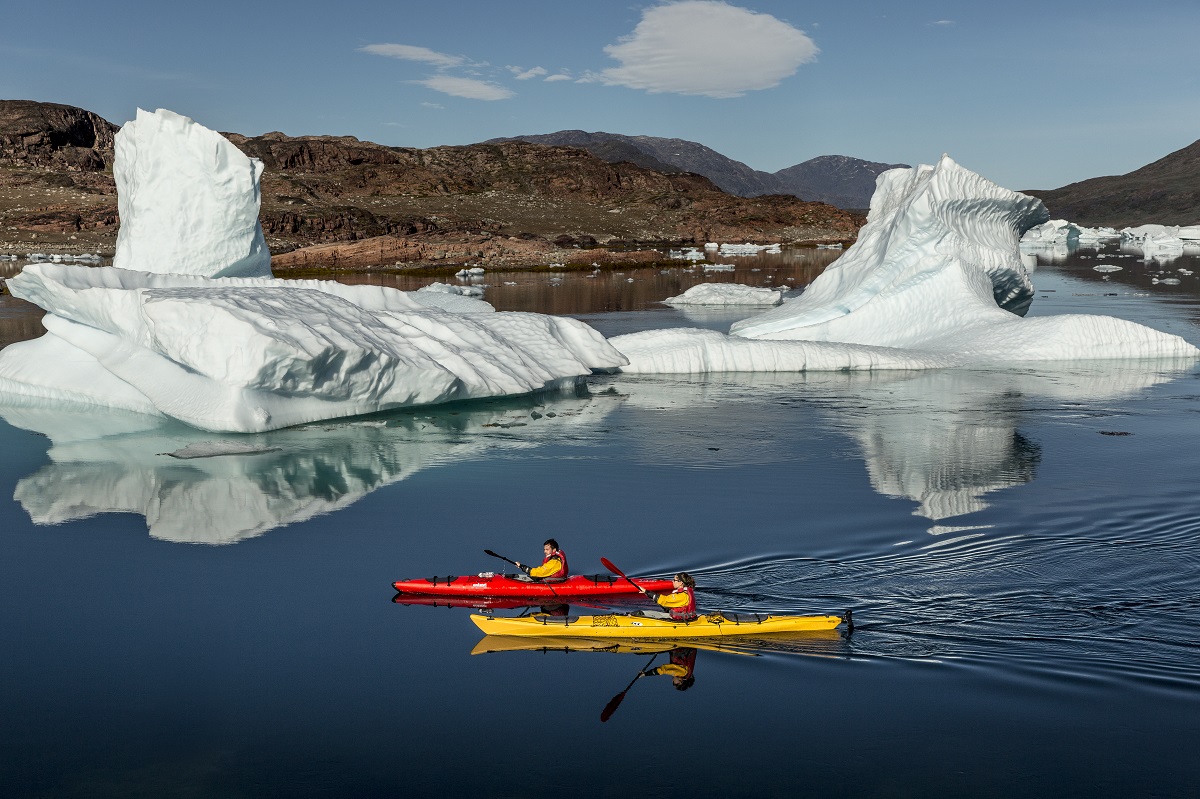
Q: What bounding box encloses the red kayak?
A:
[392,573,675,599]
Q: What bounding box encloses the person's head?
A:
[673,572,695,589]
[543,538,559,556]
[673,675,696,691]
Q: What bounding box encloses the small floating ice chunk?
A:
[419,281,485,298]
[663,283,783,307]
[164,440,283,459]
[1092,264,1123,273]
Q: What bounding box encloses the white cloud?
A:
[360,43,465,68]
[544,73,572,82]
[597,1,818,98]
[420,102,446,110]
[414,75,515,101]
[508,65,548,80]
[930,19,956,26]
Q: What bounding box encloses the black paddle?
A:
[600,653,658,723]
[483,549,525,572]
[484,549,567,604]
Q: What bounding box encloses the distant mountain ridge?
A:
[1025,138,1200,227]
[486,130,908,209]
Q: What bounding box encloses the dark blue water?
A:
[1,244,1198,797]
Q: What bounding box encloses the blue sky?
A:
[4,0,1198,191]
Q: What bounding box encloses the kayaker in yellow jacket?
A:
[644,646,697,691]
[638,572,698,621]
[514,539,569,581]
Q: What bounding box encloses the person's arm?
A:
[528,557,563,578]
[644,663,688,678]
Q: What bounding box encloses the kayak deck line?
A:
[470,609,851,638]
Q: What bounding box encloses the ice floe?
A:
[662,283,783,307]
[1021,219,1079,247]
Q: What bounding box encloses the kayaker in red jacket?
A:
[639,572,698,621]
[514,539,568,581]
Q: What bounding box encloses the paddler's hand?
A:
[637,585,647,594]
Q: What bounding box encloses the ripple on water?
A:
[690,506,1200,694]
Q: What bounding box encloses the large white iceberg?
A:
[613,156,1198,373]
[0,110,626,432]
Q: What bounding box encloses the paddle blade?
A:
[600,557,627,580]
[600,690,627,723]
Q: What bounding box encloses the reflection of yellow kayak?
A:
[470,630,842,657]
[470,611,845,639]
[470,636,682,656]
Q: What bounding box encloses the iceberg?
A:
[0,110,626,432]
[612,156,1198,373]
[1021,218,1080,247]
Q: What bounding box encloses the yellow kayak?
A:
[470,610,847,638]
[470,630,842,656]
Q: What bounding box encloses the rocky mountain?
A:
[773,155,909,211]
[0,100,117,173]
[1025,138,1200,227]
[487,130,907,209]
[0,101,862,269]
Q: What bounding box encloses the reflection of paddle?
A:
[600,653,658,723]
[600,557,644,593]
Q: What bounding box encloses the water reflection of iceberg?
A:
[605,362,1189,527]
[1,388,620,544]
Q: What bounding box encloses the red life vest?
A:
[668,586,697,621]
[541,549,568,578]
[670,647,697,675]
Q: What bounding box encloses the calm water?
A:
[1,243,1199,797]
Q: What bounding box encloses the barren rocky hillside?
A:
[0,101,863,270]
[1025,138,1200,227]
